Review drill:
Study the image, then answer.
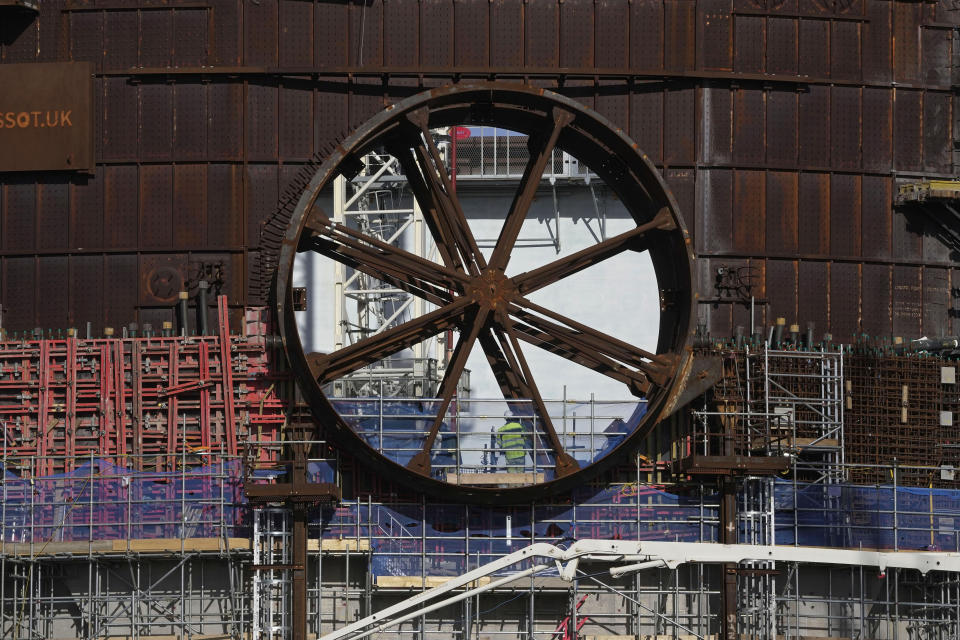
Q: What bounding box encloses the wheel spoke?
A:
[387,134,464,272]
[489,107,574,271]
[406,108,488,273]
[507,315,653,397]
[305,208,469,294]
[408,307,490,475]
[497,312,579,477]
[514,296,672,373]
[308,298,472,384]
[478,328,532,400]
[512,207,676,295]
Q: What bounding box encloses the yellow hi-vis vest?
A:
[498,422,526,460]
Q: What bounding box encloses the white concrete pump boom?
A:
[319,539,960,640]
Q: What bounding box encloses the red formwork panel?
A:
[0,299,286,476]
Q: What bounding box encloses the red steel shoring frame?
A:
[218,295,238,457]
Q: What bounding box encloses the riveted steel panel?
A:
[139,254,186,307]
[174,8,209,67]
[798,172,829,256]
[244,0,279,66]
[861,175,892,260]
[798,19,829,78]
[893,265,922,337]
[696,168,732,254]
[37,256,68,330]
[830,174,861,257]
[892,207,923,262]
[799,85,830,168]
[316,3,350,67]
[733,88,764,164]
[923,91,952,174]
[70,172,103,250]
[830,21,860,82]
[208,82,243,160]
[629,89,663,165]
[490,0,523,67]
[922,214,952,264]
[103,165,138,249]
[3,180,37,251]
[140,8,173,68]
[893,1,921,84]
[698,0,731,71]
[894,89,922,172]
[385,0,419,67]
[664,0,695,71]
[765,259,797,325]
[69,11,103,69]
[140,165,173,250]
[173,164,206,250]
[69,255,103,331]
[630,0,663,70]
[4,257,36,331]
[37,178,68,250]
[525,1,558,67]
[104,10,138,71]
[862,0,892,82]
[765,170,798,255]
[279,83,313,161]
[922,26,951,88]
[211,0,241,65]
[246,82,279,161]
[103,77,138,162]
[245,164,278,250]
[103,254,138,329]
[455,0,489,66]
[733,15,764,73]
[831,87,861,170]
[766,17,797,75]
[141,83,173,161]
[207,164,243,248]
[798,260,828,334]
[733,170,765,254]
[663,85,696,165]
[697,257,731,337]
[862,263,891,337]
[830,261,859,338]
[862,87,892,171]
[279,0,313,67]
[700,84,731,164]
[596,0,629,69]
[923,266,950,336]
[766,89,797,166]
[665,168,696,245]
[421,0,455,67]
[174,84,207,161]
[349,1,383,66]
[559,0,593,68]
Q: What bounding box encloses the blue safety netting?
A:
[773,480,960,551]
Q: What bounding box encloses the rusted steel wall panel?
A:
[0,0,953,341]
[862,263,891,337]
[765,259,797,325]
[830,174,861,258]
[923,267,950,337]
[70,255,104,330]
[37,257,69,330]
[830,262,859,339]
[861,175,892,260]
[765,171,798,255]
[798,173,829,256]
[696,168,732,254]
[893,265,922,337]
[733,170,764,254]
[697,0,731,71]
[5,258,36,331]
[798,261,828,336]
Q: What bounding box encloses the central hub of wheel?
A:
[469,269,515,310]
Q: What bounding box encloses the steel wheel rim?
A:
[275,81,695,503]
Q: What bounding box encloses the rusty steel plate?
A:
[0,62,94,172]
[274,81,695,503]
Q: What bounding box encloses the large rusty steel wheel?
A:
[275,81,695,503]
